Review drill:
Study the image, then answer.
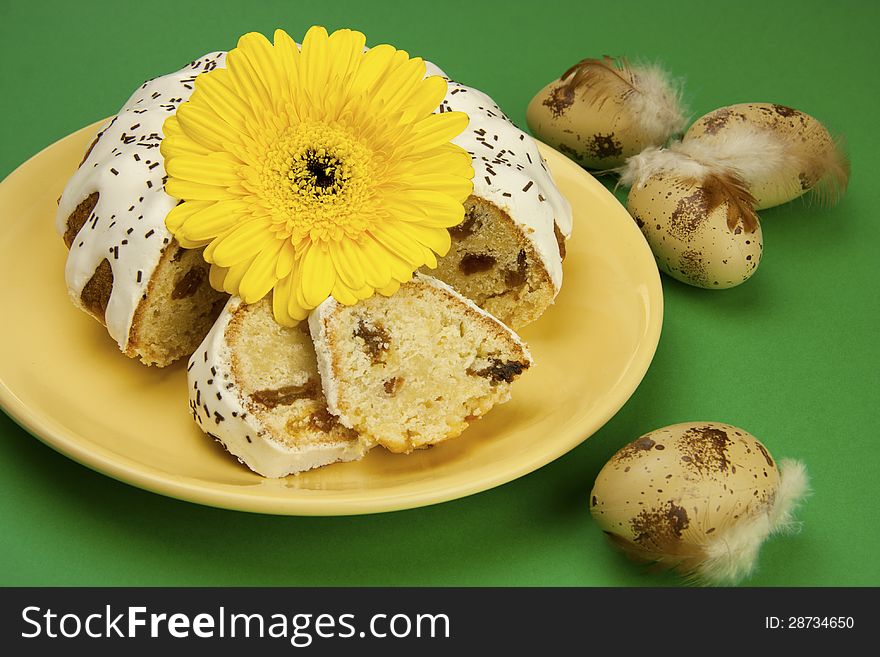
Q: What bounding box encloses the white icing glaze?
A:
[56,52,226,351]
[426,62,573,292]
[188,297,369,478]
[309,272,533,430]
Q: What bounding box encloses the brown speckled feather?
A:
[699,171,760,233]
[559,57,638,109]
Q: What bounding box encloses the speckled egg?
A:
[590,422,780,557]
[683,103,849,209]
[526,58,685,169]
[626,172,763,288]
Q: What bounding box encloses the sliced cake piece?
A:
[57,53,230,366]
[188,297,369,478]
[309,274,533,454]
[420,73,572,329]
[432,194,565,329]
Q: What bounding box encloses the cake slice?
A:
[431,194,566,329]
[188,297,369,478]
[309,274,533,453]
[57,53,230,366]
[421,73,572,329]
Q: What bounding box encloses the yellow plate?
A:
[0,121,662,516]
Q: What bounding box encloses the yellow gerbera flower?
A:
[161,26,473,325]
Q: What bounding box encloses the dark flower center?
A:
[308,155,338,189]
[290,149,349,198]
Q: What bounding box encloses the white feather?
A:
[628,63,688,143]
[618,145,709,188]
[619,123,803,201]
[695,459,811,586]
[679,125,801,190]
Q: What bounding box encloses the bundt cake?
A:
[57,36,568,477]
[57,52,571,369]
[309,274,532,454]
[188,296,369,477]
[56,53,230,366]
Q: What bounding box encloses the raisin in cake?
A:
[56,53,229,366]
[188,297,369,477]
[309,274,532,454]
[424,64,573,329]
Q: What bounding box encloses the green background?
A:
[1,0,877,586]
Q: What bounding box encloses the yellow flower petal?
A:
[271,280,291,325]
[290,257,310,316]
[331,281,359,306]
[174,234,211,250]
[272,29,301,90]
[402,111,470,154]
[399,173,473,199]
[349,44,396,97]
[165,155,241,186]
[377,279,401,297]
[289,303,310,323]
[165,200,212,233]
[160,134,213,158]
[300,26,331,103]
[176,201,249,242]
[209,263,228,291]
[351,284,375,300]
[220,256,256,295]
[165,179,238,201]
[329,239,365,291]
[398,148,473,176]
[369,224,424,267]
[272,275,305,326]
[205,218,273,266]
[327,28,366,85]
[162,115,184,139]
[390,220,452,256]
[421,247,437,269]
[238,238,284,303]
[383,250,416,281]
[175,103,237,152]
[227,33,278,113]
[237,32,284,107]
[354,236,393,289]
[194,68,256,128]
[380,197,427,221]
[392,190,466,227]
[300,243,335,308]
[275,240,296,279]
[418,142,474,178]
[373,56,426,112]
[399,75,448,123]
